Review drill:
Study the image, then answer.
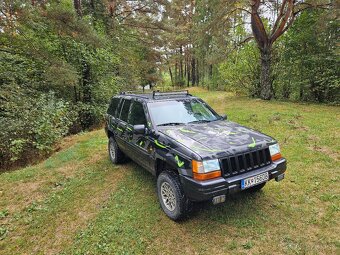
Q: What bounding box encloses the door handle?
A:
[118,122,126,128]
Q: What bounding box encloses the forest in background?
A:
[0,0,339,168]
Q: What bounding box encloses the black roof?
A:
[118,90,195,102]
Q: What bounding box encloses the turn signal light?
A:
[192,160,221,181]
[193,171,221,181]
[271,153,282,161]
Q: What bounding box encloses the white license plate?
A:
[241,172,269,190]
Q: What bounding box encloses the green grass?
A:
[0,88,339,255]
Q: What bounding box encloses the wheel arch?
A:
[155,158,179,177]
[107,129,114,138]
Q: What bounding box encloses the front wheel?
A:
[157,171,192,221]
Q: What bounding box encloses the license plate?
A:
[241,172,269,190]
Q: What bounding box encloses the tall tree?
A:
[73,0,83,17]
[250,0,331,99]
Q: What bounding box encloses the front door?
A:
[125,100,153,170]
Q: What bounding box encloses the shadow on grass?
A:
[124,161,281,229]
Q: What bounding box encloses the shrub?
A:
[0,88,77,167]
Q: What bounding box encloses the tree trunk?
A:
[179,46,183,82]
[187,60,190,87]
[82,62,91,103]
[196,59,199,86]
[73,0,83,17]
[191,58,196,86]
[169,67,174,87]
[184,50,187,83]
[80,60,93,129]
[175,62,178,86]
[260,47,273,100]
[74,86,78,102]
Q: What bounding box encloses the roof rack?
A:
[152,90,191,99]
[119,90,192,100]
[119,91,149,99]
[120,90,147,94]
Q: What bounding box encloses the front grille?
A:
[220,148,271,177]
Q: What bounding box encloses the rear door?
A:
[115,98,132,152]
[107,97,121,132]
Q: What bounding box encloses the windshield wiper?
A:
[157,122,185,126]
[188,119,212,124]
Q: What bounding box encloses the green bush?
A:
[0,88,77,167]
[218,43,260,96]
[275,10,339,103]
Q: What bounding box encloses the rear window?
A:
[107,97,120,116]
[119,99,131,122]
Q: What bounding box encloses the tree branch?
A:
[270,0,294,43]
[294,2,332,16]
[250,0,269,48]
[121,22,167,31]
[271,0,288,36]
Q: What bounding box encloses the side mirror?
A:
[133,124,146,135]
[221,114,227,120]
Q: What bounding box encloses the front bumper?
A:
[180,158,287,202]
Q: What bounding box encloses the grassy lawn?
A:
[0,88,339,255]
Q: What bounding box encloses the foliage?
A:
[0,0,160,168]
[275,10,339,103]
[0,88,77,166]
[157,1,338,103]
[218,43,260,96]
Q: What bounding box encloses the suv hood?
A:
[158,120,275,159]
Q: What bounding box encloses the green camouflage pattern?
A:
[159,120,275,159]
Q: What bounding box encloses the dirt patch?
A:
[308,145,339,161]
[1,179,46,215]
[55,152,106,179]
[0,143,106,218]
[145,217,198,254]
[44,168,125,255]
[55,129,104,152]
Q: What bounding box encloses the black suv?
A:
[105,91,286,220]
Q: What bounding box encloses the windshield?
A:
[148,99,220,126]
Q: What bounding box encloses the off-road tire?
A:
[157,171,192,221]
[108,137,125,164]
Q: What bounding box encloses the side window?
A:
[107,98,120,117]
[119,99,131,122]
[128,101,147,125]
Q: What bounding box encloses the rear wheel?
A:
[108,137,125,164]
[245,182,266,193]
[157,171,192,221]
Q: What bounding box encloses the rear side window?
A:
[128,101,147,125]
[119,99,131,122]
[107,97,120,116]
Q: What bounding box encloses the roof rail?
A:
[119,90,149,99]
[152,90,191,99]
